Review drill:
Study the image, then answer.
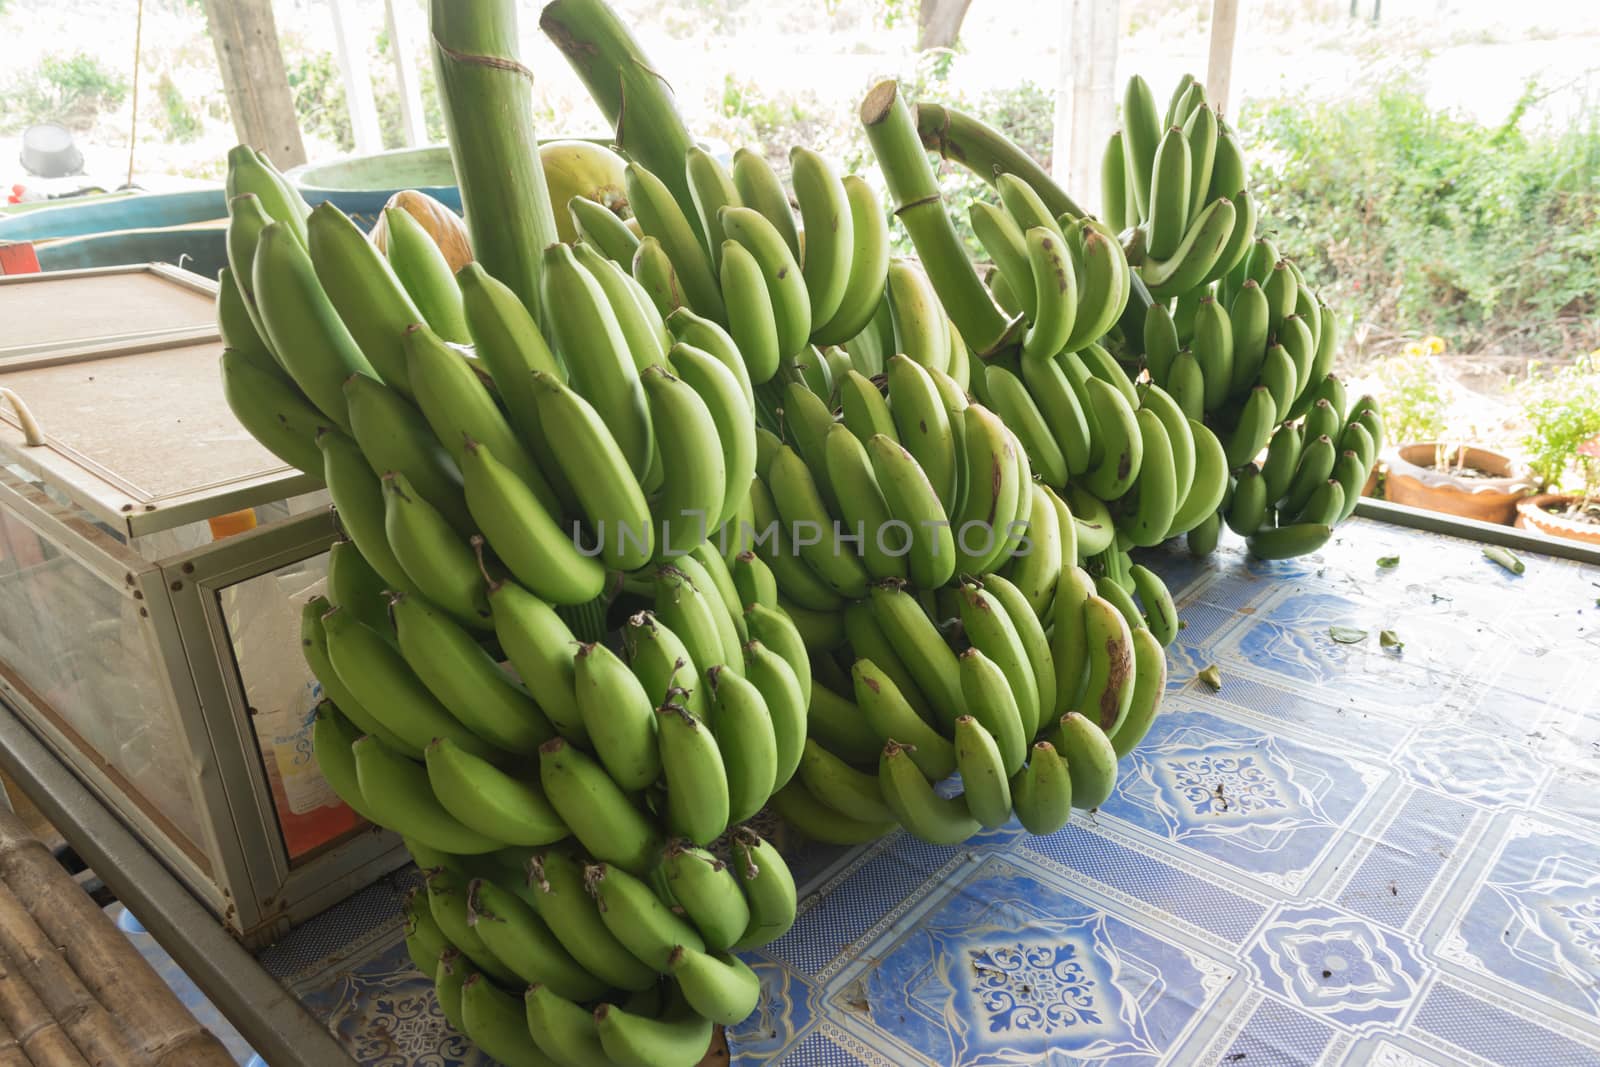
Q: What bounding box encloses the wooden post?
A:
[1207,0,1242,119]
[198,0,306,168]
[1051,0,1121,216]
[384,0,428,147]
[329,0,384,154]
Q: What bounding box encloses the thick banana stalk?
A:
[540,0,702,245]
[861,80,1019,358]
[430,0,559,318]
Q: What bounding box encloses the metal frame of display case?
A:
[0,263,220,363]
[0,466,409,944]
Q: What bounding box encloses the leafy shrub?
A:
[1372,352,1447,444]
[156,75,203,143]
[3,52,129,132]
[286,50,354,152]
[1515,356,1600,496]
[1242,72,1600,352]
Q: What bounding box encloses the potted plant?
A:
[1513,357,1600,545]
[1375,349,1533,523]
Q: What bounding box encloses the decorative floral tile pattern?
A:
[244,519,1600,1065]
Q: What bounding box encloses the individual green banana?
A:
[628,162,725,319]
[768,445,871,598]
[852,658,957,780]
[959,647,1027,778]
[669,343,757,531]
[573,642,661,790]
[1262,259,1297,330]
[427,872,519,983]
[1227,385,1278,468]
[868,433,957,589]
[1129,563,1179,647]
[951,404,1022,575]
[1005,484,1062,617]
[789,146,853,326]
[623,609,708,721]
[352,738,499,853]
[1072,596,1136,736]
[402,886,449,976]
[1095,572,1145,633]
[227,144,309,242]
[657,703,730,846]
[953,716,1012,828]
[1303,398,1342,452]
[1164,415,1222,534]
[394,593,553,752]
[668,945,761,1026]
[740,641,806,790]
[342,372,467,524]
[656,562,740,676]
[1279,314,1317,405]
[870,582,965,727]
[1054,711,1119,810]
[470,879,608,1001]
[731,551,779,612]
[887,258,951,373]
[1020,225,1077,360]
[641,365,725,557]
[1076,342,1140,408]
[722,204,811,359]
[219,349,326,475]
[632,234,687,317]
[216,264,284,379]
[531,371,655,571]
[1146,127,1192,260]
[667,307,755,408]
[322,606,494,758]
[744,601,813,709]
[685,144,742,271]
[995,173,1064,240]
[824,424,906,582]
[986,363,1069,489]
[1119,409,1179,547]
[1021,353,1093,477]
[662,843,751,952]
[304,203,423,394]
[1227,463,1270,536]
[1043,484,1081,570]
[252,222,378,430]
[1066,485,1116,558]
[708,665,779,823]
[304,601,402,757]
[880,741,980,844]
[806,678,881,762]
[746,477,845,611]
[1294,478,1346,527]
[526,983,608,1066]
[309,704,381,821]
[1183,104,1218,224]
[462,438,601,605]
[1143,301,1181,385]
[542,244,655,483]
[1332,448,1368,523]
[840,369,899,445]
[1109,627,1166,759]
[1208,186,1258,285]
[528,850,659,991]
[594,1000,714,1067]
[433,951,472,1033]
[424,739,567,847]
[769,778,897,844]
[1226,279,1270,396]
[1281,433,1338,515]
[728,828,796,950]
[571,193,642,265]
[1188,509,1222,556]
[843,600,933,722]
[971,200,1036,320]
[1247,522,1334,560]
[1260,421,1304,503]
[325,538,390,634]
[1062,225,1132,353]
[538,739,661,874]
[887,355,959,509]
[731,148,801,256]
[575,242,671,372]
[1102,130,1130,233]
[382,472,487,627]
[811,174,891,345]
[1121,75,1162,217]
[1010,740,1072,835]
[1140,197,1237,300]
[959,584,1038,746]
[380,205,470,343]
[719,238,782,385]
[1082,377,1145,500]
[484,576,586,744]
[1191,296,1234,413]
[798,738,895,823]
[1165,349,1206,421]
[586,862,705,970]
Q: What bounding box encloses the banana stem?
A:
[914,102,1087,220]
[558,590,611,644]
[860,80,1019,360]
[430,0,561,322]
[914,100,1155,357]
[539,0,704,246]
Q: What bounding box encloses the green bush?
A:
[1515,356,1600,497]
[156,75,203,144]
[1372,352,1448,445]
[1242,73,1600,352]
[286,50,353,152]
[2,52,129,132]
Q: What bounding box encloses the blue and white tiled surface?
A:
[249,517,1600,1066]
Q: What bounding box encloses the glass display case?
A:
[0,266,407,946]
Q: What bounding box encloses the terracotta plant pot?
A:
[1515,493,1600,545]
[1382,443,1533,525]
